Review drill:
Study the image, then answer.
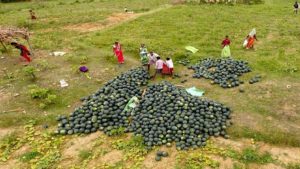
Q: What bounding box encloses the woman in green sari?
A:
[221,35,231,57]
[139,44,148,65]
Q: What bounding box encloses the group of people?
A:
[112,42,174,78]
[139,44,174,78]
[221,28,258,57]
[112,29,258,77]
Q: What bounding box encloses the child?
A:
[29,10,37,20]
[153,57,164,79]
[166,57,174,75]
[11,42,31,62]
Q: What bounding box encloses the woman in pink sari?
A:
[113,41,124,64]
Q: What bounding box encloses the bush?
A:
[28,85,57,109]
[23,66,37,80]
[19,151,41,162]
[239,148,274,164]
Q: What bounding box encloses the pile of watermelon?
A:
[56,68,232,150]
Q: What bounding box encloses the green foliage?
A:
[23,121,64,169]
[233,162,245,169]
[29,85,50,99]
[239,148,274,164]
[287,163,300,169]
[80,56,89,64]
[17,20,33,29]
[34,151,61,169]
[0,132,21,162]
[36,60,53,71]
[109,127,125,136]
[112,135,145,151]
[28,85,57,109]
[19,151,41,162]
[78,150,92,161]
[23,66,37,80]
[177,152,220,169]
[112,135,147,167]
[2,69,14,79]
[229,127,300,147]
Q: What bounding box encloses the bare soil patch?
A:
[0,145,29,169]
[259,144,300,164]
[64,13,139,32]
[0,90,11,107]
[0,128,14,139]
[212,156,234,169]
[59,132,102,167]
[99,150,123,165]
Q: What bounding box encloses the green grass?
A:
[78,149,92,161]
[19,151,41,162]
[287,163,300,169]
[239,148,274,164]
[229,126,300,147]
[0,132,19,161]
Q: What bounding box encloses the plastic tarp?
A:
[186,87,205,97]
[185,46,198,54]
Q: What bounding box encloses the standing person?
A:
[165,57,174,76]
[245,28,258,49]
[113,41,124,64]
[147,51,159,71]
[29,10,37,20]
[294,1,299,14]
[153,57,164,79]
[139,44,148,66]
[11,42,31,62]
[221,35,231,57]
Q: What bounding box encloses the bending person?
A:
[245,28,258,50]
[11,42,31,62]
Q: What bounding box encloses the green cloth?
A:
[186,87,205,97]
[140,55,149,65]
[124,96,139,112]
[140,47,149,65]
[221,45,231,57]
[185,46,198,54]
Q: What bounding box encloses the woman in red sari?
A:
[11,42,31,62]
[113,41,124,64]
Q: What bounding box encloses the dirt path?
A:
[64,5,172,33]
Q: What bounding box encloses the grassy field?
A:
[0,0,300,168]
